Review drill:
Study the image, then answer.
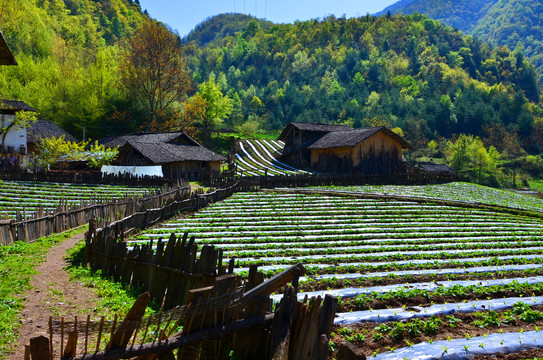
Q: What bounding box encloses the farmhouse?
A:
[100,131,225,179]
[0,100,36,162]
[278,122,351,166]
[278,122,411,174]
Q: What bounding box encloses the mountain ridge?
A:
[183,13,541,154]
[377,0,543,82]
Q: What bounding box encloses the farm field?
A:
[233,139,311,176]
[0,180,154,220]
[308,182,543,213]
[130,188,543,359]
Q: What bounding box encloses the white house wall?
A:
[1,114,26,153]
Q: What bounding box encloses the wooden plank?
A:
[269,285,297,360]
[318,295,338,339]
[240,263,305,307]
[62,331,78,359]
[107,292,150,349]
[29,335,51,360]
[179,286,215,360]
[70,314,274,360]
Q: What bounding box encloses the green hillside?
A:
[377,0,498,32]
[185,13,273,46]
[379,0,543,83]
[473,0,543,79]
[0,0,149,139]
[183,14,541,153]
[1,3,542,174]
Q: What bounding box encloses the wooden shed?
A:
[307,126,411,174]
[100,132,225,180]
[278,122,351,167]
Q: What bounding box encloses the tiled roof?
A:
[308,127,412,149]
[122,141,225,163]
[27,120,77,143]
[0,99,36,112]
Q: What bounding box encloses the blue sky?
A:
[139,0,399,37]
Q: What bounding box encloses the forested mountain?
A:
[377,0,498,33]
[1,3,542,160]
[185,13,273,46]
[183,13,542,153]
[379,0,543,83]
[0,0,149,139]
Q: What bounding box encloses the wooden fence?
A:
[0,183,193,246]
[26,264,346,360]
[82,183,240,308]
[84,229,230,309]
[210,170,459,189]
[0,169,177,187]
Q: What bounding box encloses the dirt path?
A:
[9,230,98,360]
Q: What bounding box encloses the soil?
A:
[300,269,543,293]
[338,287,543,313]
[8,230,99,360]
[473,348,543,360]
[331,305,543,358]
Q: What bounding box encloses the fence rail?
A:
[83,183,239,308]
[0,170,177,187]
[210,170,458,189]
[26,264,343,360]
[0,183,192,246]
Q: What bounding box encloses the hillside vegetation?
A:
[1,4,543,186]
[0,0,149,139]
[183,14,541,152]
[377,0,498,32]
[380,0,543,83]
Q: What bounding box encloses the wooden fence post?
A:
[29,334,51,360]
[269,285,297,360]
[107,292,150,349]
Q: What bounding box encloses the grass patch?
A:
[0,226,87,359]
[65,239,160,319]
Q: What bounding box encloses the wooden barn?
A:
[278,122,412,174]
[308,126,411,174]
[278,122,351,167]
[100,132,225,180]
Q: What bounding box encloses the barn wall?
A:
[310,147,351,166]
[310,132,405,174]
[351,132,403,164]
[208,161,221,172]
[167,161,221,179]
[116,149,153,166]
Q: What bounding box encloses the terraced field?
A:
[131,188,543,359]
[309,182,543,213]
[233,139,311,176]
[0,180,153,219]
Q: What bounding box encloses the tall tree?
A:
[184,78,233,142]
[120,21,192,131]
